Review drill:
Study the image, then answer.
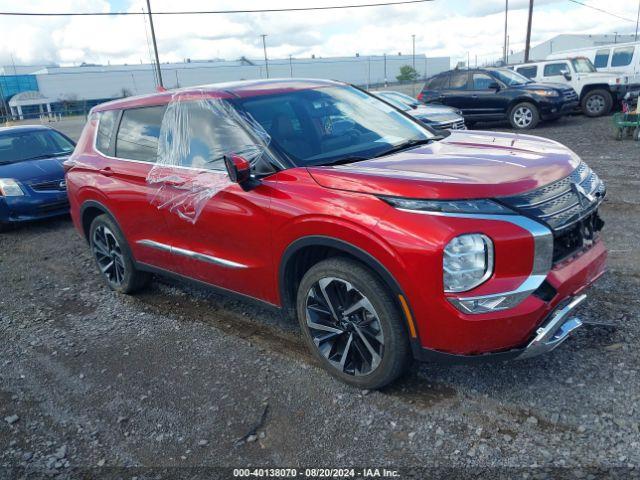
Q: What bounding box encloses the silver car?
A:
[373,90,466,130]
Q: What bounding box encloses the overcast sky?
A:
[0,0,637,68]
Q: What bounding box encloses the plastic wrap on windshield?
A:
[147,90,270,223]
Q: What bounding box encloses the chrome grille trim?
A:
[499,162,605,231]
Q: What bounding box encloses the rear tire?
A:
[509,102,540,130]
[296,257,411,389]
[89,214,151,294]
[581,89,612,117]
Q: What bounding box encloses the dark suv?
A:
[418,68,579,130]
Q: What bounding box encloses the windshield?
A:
[572,58,597,73]
[489,69,532,86]
[233,85,434,167]
[376,93,411,111]
[0,130,75,164]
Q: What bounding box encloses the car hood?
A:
[307,130,581,199]
[0,156,67,184]
[516,82,568,92]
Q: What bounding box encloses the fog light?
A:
[443,234,493,293]
[448,291,530,314]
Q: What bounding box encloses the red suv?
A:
[66,79,607,388]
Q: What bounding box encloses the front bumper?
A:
[0,192,69,224]
[412,293,587,363]
[539,99,579,118]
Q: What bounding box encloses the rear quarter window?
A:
[516,65,537,79]
[95,110,118,155]
[115,105,166,162]
[594,49,610,68]
[423,73,449,91]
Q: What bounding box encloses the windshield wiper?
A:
[316,156,370,167]
[374,138,439,158]
[21,152,73,161]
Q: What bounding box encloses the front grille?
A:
[437,119,466,130]
[561,88,579,102]
[30,179,66,192]
[499,162,606,262]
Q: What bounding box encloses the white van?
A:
[547,41,639,81]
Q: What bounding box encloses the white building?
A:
[509,33,637,63]
[1,54,450,119]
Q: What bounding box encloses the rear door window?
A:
[516,65,537,79]
[115,105,166,162]
[543,62,569,77]
[424,73,449,90]
[449,71,469,90]
[594,49,610,68]
[611,46,635,67]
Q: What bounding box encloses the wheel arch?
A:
[278,235,418,339]
[79,200,123,243]
[507,96,539,114]
[579,83,611,99]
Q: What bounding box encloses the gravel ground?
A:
[1,114,639,478]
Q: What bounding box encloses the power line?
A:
[567,0,636,23]
[0,0,434,16]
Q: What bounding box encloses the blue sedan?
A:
[0,126,75,231]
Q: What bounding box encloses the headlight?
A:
[383,197,513,215]
[531,89,559,97]
[0,179,25,197]
[443,234,494,292]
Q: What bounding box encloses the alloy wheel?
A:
[513,106,533,128]
[305,277,384,376]
[585,94,605,115]
[92,225,126,286]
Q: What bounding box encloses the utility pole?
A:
[524,0,534,62]
[412,34,416,70]
[383,53,387,87]
[261,34,270,79]
[289,55,293,77]
[636,0,640,41]
[145,0,163,88]
[503,0,509,64]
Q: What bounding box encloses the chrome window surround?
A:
[398,209,554,314]
[137,239,247,269]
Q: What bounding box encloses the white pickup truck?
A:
[510,57,637,117]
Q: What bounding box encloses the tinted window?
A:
[611,46,635,67]
[594,49,610,68]
[449,71,469,90]
[471,72,495,89]
[423,73,449,90]
[516,66,537,79]
[544,62,569,76]
[115,105,166,162]
[0,130,74,164]
[96,110,118,154]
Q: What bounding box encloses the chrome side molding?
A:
[137,239,247,269]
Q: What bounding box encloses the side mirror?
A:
[224,154,259,191]
[488,82,500,91]
[562,70,572,81]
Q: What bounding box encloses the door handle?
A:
[471,95,479,99]
[99,167,113,177]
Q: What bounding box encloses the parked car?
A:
[0,125,74,231]
[373,90,466,130]
[512,57,638,117]
[546,42,639,83]
[418,67,578,129]
[67,79,607,389]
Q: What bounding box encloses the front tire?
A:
[509,102,540,130]
[296,257,411,389]
[581,89,612,117]
[89,214,150,294]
